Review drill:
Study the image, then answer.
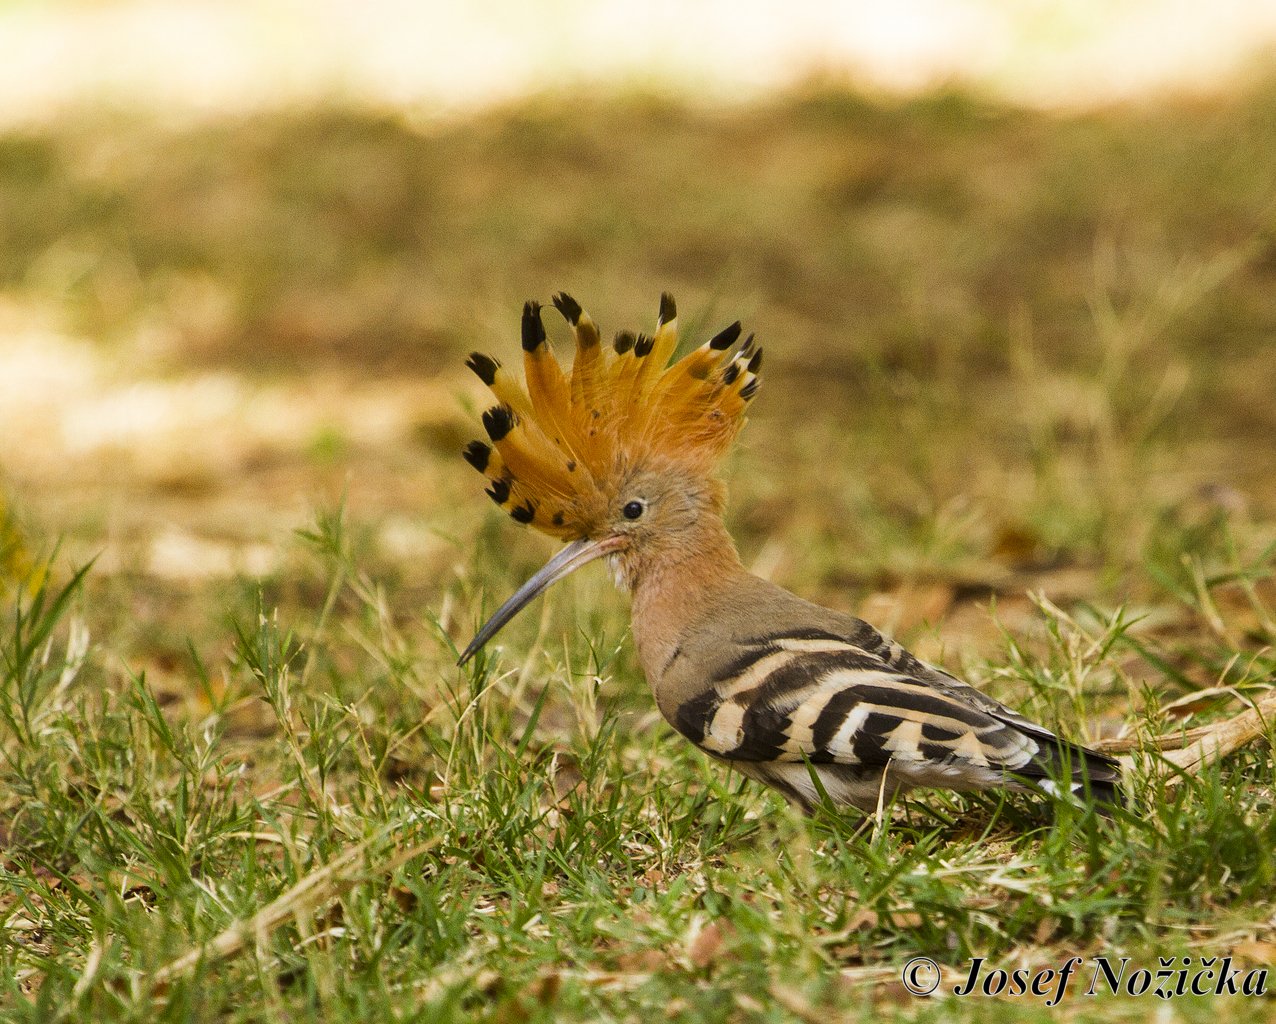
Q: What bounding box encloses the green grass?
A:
[2,507,1274,1022]
[2,78,1276,1021]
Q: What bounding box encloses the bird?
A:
[457,292,1122,815]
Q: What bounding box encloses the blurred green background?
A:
[1,0,1274,681]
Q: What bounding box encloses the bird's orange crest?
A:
[463,293,761,539]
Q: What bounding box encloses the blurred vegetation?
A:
[1,79,1275,1021]
[3,81,1274,662]
[4,86,1275,384]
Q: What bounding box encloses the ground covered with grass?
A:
[1,80,1275,1021]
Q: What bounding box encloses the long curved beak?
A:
[457,535,625,666]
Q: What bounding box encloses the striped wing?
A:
[673,626,1117,801]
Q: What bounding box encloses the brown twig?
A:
[1099,689,1276,784]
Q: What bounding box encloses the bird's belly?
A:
[718,756,1023,815]
[720,759,896,814]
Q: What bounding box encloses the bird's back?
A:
[648,575,1121,813]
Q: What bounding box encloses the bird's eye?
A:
[622,500,645,521]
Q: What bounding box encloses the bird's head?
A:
[457,292,759,664]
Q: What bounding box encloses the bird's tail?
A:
[1024,738,1126,812]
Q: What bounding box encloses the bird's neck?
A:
[628,514,750,682]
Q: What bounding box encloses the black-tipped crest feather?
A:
[482,405,516,442]
[486,478,511,504]
[463,440,491,472]
[466,352,500,386]
[552,292,583,326]
[710,322,742,350]
[521,301,547,351]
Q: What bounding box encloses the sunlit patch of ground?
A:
[0,297,459,591]
[2,0,1276,127]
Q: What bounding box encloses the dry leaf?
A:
[528,971,561,1004]
[1232,939,1276,965]
[549,752,585,810]
[687,919,734,969]
[615,948,666,973]
[1160,687,1240,720]
[639,867,665,888]
[846,908,879,931]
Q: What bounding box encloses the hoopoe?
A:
[458,293,1122,814]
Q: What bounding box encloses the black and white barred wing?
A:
[673,628,1119,810]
